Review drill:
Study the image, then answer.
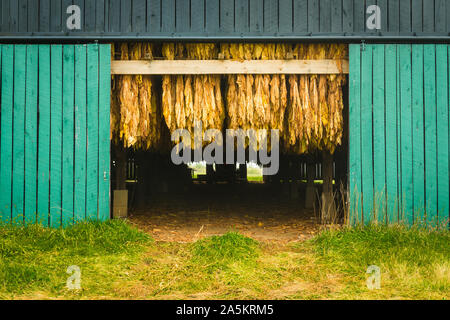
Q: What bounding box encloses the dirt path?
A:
[128,182,320,243]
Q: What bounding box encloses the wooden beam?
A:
[111,59,349,75]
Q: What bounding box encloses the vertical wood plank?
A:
[95,0,106,32]
[147,0,161,33]
[9,0,18,32]
[399,0,411,32]
[50,0,62,32]
[385,44,399,223]
[399,44,413,224]
[293,0,308,33]
[249,0,264,33]
[235,0,249,33]
[161,0,175,33]
[411,0,423,32]
[120,0,132,33]
[220,0,234,33]
[98,44,111,222]
[342,0,353,32]
[24,45,38,225]
[12,45,26,225]
[411,44,425,222]
[435,44,449,225]
[279,0,293,33]
[435,0,446,32]
[0,44,13,223]
[361,44,374,224]
[191,0,205,32]
[424,44,437,224]
[27,0,39,32]
[74,44,87,223]
[175,0,190,32]
[50,44,63,228]
[1,0,10,32]
[319,0,331,33]
[377,0,388,32]
[109,0,120,32]
[349,44,362,224]
[62,45,75,227]
[372,44,386,222]
[37,45,51,226]
[132,0,147,33]
[423,0,435,32]
[307,0,319,33]
[396,46,402,218]
[331,0,342,33]
[388,0,400,32]
[18,0,27,32]
[206,0,220,33]
[264,0,278,33]
[84,0,96,32]
[39,0,51,32]
[353,0,365,32]
[86,44,99,221]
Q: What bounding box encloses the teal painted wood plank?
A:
[24,45,38,225]
[86,44,99,221]
[98,44,111,222]
[448,45,450,228]
[50,45,63,228]
[424,45,438,224]
[361,44,374,224]
[348,44,362,224]
[399,45,413,225]
[62,45,75,227]
[385,44,399,224]
[436,44,449,226]
[74,44,87,223]
[37,45,51,226]
[448,45,450,229]
[372,44,386,222]
[0,44,13,223]
[396,46,402,219]
[411,45,425,223]
[12,45,26,225]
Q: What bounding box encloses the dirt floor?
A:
[128,182,320,243]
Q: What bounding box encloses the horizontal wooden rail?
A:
[111,59,349,75]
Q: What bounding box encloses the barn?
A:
[0,0,448,233]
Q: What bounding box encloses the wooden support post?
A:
[114,143,127,190]
[305,158,316,209]
[206,164,214,184]
[321,152,336,223]
[290,158,299,199]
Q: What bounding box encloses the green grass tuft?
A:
[0,220,152,296]
[308,224,450,297]
[191,232,260,270]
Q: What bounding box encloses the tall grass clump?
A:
[0,220,151,257]
[191,232,260,271]
[311,224,449,272]
[309,224,450,296]
[0,220,152,295]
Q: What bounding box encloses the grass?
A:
[0,221,448,299]
[0,220,151,299]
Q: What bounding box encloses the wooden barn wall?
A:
[349,43,450,226]
[0,44,111,227]
[0,0,449,40]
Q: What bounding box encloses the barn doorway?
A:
[110,42,349,242]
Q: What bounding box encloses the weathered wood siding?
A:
[349,44,449,226]
[0,44,111,227]
[0,0,449,40]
